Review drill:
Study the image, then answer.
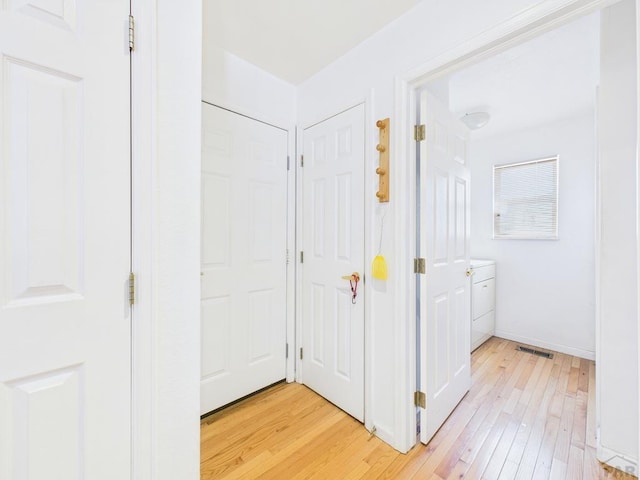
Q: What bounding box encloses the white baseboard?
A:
[598,445,639,478]
[494,330,596,360]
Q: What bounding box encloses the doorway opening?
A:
[403,0,637,471]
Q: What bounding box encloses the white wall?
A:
[132,1,202,479]
[297,0,576,452]
[470,112,597,359]
[298,0,640,455]
[202,19,296,128]
[597,0,639,469]
[198,0,637,462]
[154,1,203,479]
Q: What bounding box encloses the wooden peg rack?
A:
[376,118,390,202]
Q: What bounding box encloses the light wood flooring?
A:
[201,337,636,479]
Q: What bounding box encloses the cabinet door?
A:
[473,311,495,343]
[472,278,495,319]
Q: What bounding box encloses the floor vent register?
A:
[516,345,554,359]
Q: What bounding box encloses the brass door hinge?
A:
[414,258,426,274]
[128,15,135,51]
[414,391,426,409]
[414,124,425,142]
[128,272,136,305]
[300,348,304,360]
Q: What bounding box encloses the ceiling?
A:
[203,2,601,133]
[203,0,421,85]
[431,12,601,139]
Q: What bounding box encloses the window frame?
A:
[492,155,559,240]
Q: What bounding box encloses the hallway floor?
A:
[201,337,635,479]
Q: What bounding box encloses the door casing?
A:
[392,0,631,454]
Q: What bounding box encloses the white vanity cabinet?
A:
[470,259,496,351]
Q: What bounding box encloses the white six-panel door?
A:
[0,1,132,478]
[200,104,288,415]
[301,104,365,422]
[419,90,471,443]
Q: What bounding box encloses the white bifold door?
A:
[418,90,471,443]
[201,104,289,415]
[0,2,132,479]
[301,105,365,422]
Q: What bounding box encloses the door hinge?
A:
[300,155,304,167]
[286,343,289,359]
[414,124,426,142]
[300,251,304,263]
[300,348,303,360]
[128,15,135,52]
[287,155,290,171]
[128,272,136,305]
[414,391,426,409]
[414,258,426,274]
[286,249,290,265]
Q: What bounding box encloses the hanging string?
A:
[378,209,387,255]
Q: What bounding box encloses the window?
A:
[493,156,558,239]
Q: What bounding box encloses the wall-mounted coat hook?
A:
[376,118,390,202]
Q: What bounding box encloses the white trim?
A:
[598,445,639,476]
[363,91,375,435]
[636,0,640,466]
[392,76,418,453]
[494,331,596,361]
[404,0,619,86]
[131,1,202,479]
[594,84,603,479]
[394,0,625,455]
[130,1,157,478]
[286,125,296,383]
[299,100,368,131]
[201,99,294,135]
[200,101,290,132]
[295,124,303,384]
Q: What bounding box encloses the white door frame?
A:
[130,1,202,479]
[391,0,632,454]
[295,94,375,432]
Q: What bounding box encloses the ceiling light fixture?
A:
[460,111,491,130]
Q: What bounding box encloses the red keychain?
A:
[349,273,360,304]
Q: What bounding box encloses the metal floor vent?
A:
[516,345,554,359]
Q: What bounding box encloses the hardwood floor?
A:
[201,337,636,479]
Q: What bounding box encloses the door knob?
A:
[465,269,474,277]
[341,272,360,281]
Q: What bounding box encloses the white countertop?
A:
[470,258,495,268]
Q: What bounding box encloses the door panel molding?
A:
[300,103,366,422]
[200,103,289,415]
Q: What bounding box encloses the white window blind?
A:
[493,156,558,239]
